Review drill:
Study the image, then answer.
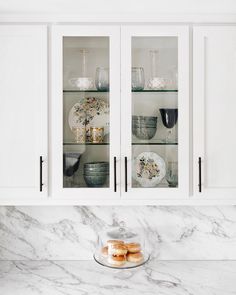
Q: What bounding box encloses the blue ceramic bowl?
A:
[84,166,109,173]
[132,115,157,124]
[132,122,157,128]
[84,161,109,169]
[84,174,108,187]
[84,171,109,176]
[132,126,157,140]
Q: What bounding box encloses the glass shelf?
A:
[132,89,178,93]
[63,89,178,93]
[63,142,109,146]
[132,140,178,146]
[132,183,175,189]
[63,90,109,93]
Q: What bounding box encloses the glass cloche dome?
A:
[93,221,150,269]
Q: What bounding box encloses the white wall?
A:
[1,0,236,14]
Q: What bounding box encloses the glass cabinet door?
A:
[121,26,189,198]
[52,26,120,199]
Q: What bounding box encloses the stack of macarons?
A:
[101,239,144,266]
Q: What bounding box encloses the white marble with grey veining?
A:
[0,260,236,295]
[0,206,236,260]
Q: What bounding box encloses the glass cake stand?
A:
[93,221,150,269]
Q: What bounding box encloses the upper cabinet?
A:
[0,26,48,200]
[2,22,236,204]
[51,25,189,201]
[193,26,236,199]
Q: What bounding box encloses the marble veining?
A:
[0,206,236,260]
[0,260,236,295]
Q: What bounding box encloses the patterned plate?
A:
[133,152,166,187]
[68,97,109,137]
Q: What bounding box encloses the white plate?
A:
[68,97,109,137]
[133,152,166,187]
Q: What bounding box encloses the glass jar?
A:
[94,221,150,269]
[132,67,145,91]
[95,67,109,91]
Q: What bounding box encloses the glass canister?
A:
[94,221,150,269]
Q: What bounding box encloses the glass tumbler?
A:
[132,67,145,91]
[95,67,109,91]
[166,161,178,187]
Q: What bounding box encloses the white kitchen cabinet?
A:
[51,25,189,201]
[4,22,236,204]
[0,25,48,199]
[193,26,236,199]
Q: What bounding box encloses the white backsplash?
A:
[0,206,236,260]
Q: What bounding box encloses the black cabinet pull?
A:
[40,156,44,192]
[198,157,202,193]
[114,157,117,192]
[125,157,128,192]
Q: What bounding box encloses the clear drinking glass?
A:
[166,161,178,187]
[95,67,109,91]
[132,67,145,91]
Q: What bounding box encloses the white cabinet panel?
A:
[0,26,47,199]
[193,26,236,198]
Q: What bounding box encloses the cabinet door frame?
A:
[51,25,121,200]
[193,26,236,199]
[0,25,48,200]
[121,25,189,199]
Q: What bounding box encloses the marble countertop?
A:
[0,260,236,295]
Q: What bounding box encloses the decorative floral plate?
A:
[133,152,166,187]
[68,97,109,138]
